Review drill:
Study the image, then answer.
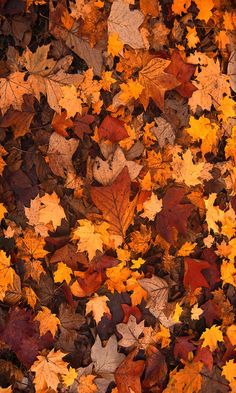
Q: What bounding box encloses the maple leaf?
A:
[172,149,209,187]
[59,84,82,118]
[51,110,73,137]
[0,72,32,115]
[115,349,145,393]
[31,349,68,391]
[195,0,214,23]
[22,286,38,308]
[93,146,142,186]
[184,257,211,293]
[221,260,236,287]
[172,0,191,15]
[86,294,111,323]
[186,116,219,155]
[21,45,82,113]
[138,57,180,110]
[62,367,77,387]
[150,117,175,148]
[140,192,162,221]
[189,56,230,112]
[91,167,137,240]
[163,361,203,393]
[38,192,66,229]
[34,306,60,337]
[108,0,145,50]
[155,187,194,244]
[72,219,104,260]
[191,304,204,320]
[0,202,7,220]
[222,359,236,389]
[73,110,94,139]
[117,315,145,348]
[108,33,124,57]
[16,228,48,262]
[200,325,224,351]
[0,250,16,301]
[77,374,98,393]
[165,51,197,98]
[91,335,125,381]
[54,262,73,285]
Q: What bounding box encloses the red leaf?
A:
[121,304,142,323]
[184,257,211,293]
[194,345,213,371]
[98,115,129,142]
[142,346,167,390]
[52,111,73,137]
[155,187,194,244]
[201,300,220,326]
[165,50,197,98]
[73,110,94,139]
[174,337,196,361]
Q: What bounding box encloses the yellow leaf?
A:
[130,257,145,270]
[119,79,144,104]
[172,303,183,323]
[34,306,60,337]
[155,324,171,348]
[140,193,162,221]
[108,33,124,56]
[101,71,116,91]
[31,349,68,391]
[59,85,82,118]
[0,72,31,115]
[72,219,103,260]
[186,116,219,155]
[225,125,236,163]
[221,260,236,287]
[200,325,224,351]
[226,324,236,346]
[0,387,13,393]
[54,262,73,285]
[177,242,197,257]
[86,294,110,323]
[116,248,131,263]
[62,367,77,387]
[0,250,15,301]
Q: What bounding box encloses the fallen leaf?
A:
[115,349,145,393]
[200,325,224,351]
[116,315,144,348]
[86,294,111,324]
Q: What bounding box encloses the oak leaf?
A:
[91,167,137,240]
[108,0,145,50]
[31,349,68,391]
[138,57,180,110]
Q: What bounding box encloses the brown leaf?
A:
[51,111,73,137]
[91,167,137,240]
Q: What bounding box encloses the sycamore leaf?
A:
[31,349,69,391]
[108,0,145,50]
[139,58,180,110]
[72,219,104,260]
[200,325,224,351]
[34,306,60,337]
[54,262,73,285]
[91,167,137,240]
[86,294,110,324]
[116,315,145,348]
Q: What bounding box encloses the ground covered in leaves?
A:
[0,0,235,392]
